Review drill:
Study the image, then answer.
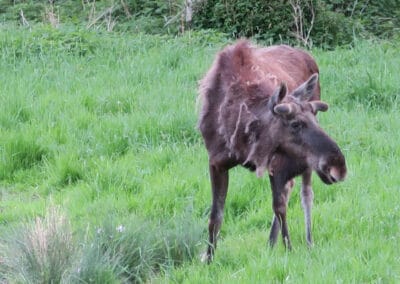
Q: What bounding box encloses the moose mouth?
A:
[316,166,345,185]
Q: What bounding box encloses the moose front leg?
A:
[205,163,229,263]
[269,177,294,249]
[301,169,314,247]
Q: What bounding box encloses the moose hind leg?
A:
[301,169,314,247]
[205,163,229,263]
[269,178,294,249]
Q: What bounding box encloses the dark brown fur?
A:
[198,40,347,262]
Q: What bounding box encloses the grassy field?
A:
[0,26,399,283]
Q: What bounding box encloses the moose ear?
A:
[309,101,329,113]
[291,73,319,101]
[269,82,287,111]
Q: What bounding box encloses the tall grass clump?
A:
[1,208,204,283]
[70,212,204,283]
[49,154,86,186]
[0,131,48,180]
[0,207,74,283]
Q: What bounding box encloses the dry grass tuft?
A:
[0,207,74,283]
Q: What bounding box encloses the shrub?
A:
[311,2,360,48]
[193,0,293,42]
[192,0,400,48]
[0,0,45,22]
[322,0,400,38]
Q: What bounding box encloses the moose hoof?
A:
[200,251,212,264]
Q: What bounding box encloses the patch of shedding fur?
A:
[229,103,246,150]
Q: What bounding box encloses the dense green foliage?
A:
[0,26,400,282]
[0,0,185,33]
[1,0,399,48]
[194,0,400,47]
[324,0,400,38]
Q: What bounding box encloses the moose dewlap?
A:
[198,40,347,262]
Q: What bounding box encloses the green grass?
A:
[1,26,400,283]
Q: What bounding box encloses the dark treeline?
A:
[1,0,399,48]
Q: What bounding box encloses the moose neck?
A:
[237,111,281,178]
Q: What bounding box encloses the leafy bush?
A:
[0,0,45,22]
[192,0,400,48]
[192,0,358,46]
[311,2,360,48]
[322,0,400,38]
[193,0,293,42]
[114,0,183,33]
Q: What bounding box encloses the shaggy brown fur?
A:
[199,40,321,176]
[198,40,347,262]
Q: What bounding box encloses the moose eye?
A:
[290,120,303,130]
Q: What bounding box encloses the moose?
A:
[198,40,347,262]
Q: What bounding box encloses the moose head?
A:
[244,74,347,185]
